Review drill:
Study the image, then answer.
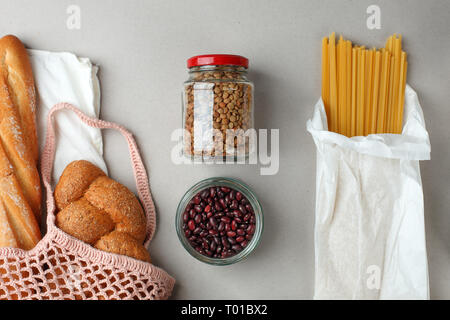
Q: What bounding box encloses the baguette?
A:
[0,35,38,163]
[0,35,41,249]
[0,142,40,249]
[0,200,18,248]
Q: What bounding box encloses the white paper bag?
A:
[307,85,430,300]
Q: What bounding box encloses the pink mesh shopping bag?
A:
[0,102,175,300]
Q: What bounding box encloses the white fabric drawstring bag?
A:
[307,85,430,299]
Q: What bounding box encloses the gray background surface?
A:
[2,0,449,299]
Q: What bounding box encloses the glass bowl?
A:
[176,177,263,265]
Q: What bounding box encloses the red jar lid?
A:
[187,54,249,69]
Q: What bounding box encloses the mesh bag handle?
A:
[41,102,157,245]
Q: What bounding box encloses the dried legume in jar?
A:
[183,55,254,159]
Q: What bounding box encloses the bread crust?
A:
[0,35,41,221]
[0,140,40,249]
[55,160,149,262]
[0,35,38,162]
[0,199,18,248]
[84,176,146,243]
[54,160,106,211]
[56,198,114,245]
[0,35,41,250]
[95,231,151,263]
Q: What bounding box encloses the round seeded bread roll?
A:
[55,160,150,262]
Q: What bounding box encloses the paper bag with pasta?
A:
[307,33,430,299]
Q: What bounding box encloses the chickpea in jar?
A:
[183,55,254,159]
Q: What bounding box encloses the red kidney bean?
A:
[210,241,217,252]
[222,237,230,249]
[232,244,242,252]
[201,190,209,199]
[182,185,257,259]
[209,217,218,228]
[227,231,236,237]
[219,198,226,209]
[220,216,231,224]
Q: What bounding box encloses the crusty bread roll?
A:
[0,35,41,250]
[55,160,150,262]
[96,231,150,263]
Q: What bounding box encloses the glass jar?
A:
[176,177,263,265]
[182,54,254,160]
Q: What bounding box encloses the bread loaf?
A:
[55,160,150,262]
[0,35,41,250]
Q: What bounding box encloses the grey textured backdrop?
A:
[2,0,449,299]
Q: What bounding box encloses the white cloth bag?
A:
[307,85,430,299]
